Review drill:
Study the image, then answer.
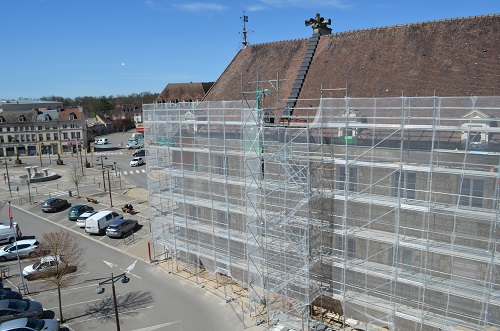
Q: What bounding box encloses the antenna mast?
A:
[241,12,248,48]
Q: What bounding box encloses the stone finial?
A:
[305,13,332,35]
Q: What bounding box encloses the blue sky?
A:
[1,0,498,100]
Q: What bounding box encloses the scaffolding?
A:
[144,95,500,331]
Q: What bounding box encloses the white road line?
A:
[123,171,128,175]
[133,321,182,331]
[63,305,153,325]
[48,292,129,310]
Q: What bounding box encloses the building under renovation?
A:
[144,14,500,331]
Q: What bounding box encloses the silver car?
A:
[0,299,44,323]
[0,317,59,331]
[106,219,139,238]
[0,239,39,262]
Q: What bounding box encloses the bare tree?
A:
[30,231,86,323]
[67,164,82,198]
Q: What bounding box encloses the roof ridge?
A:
[328,13,499,36]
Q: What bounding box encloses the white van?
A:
[95,138,108,145]
[85,210,123,235]
[0,222,22,244]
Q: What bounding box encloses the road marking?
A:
[63,305,153,325]
[133,321,182,331]
[103,260,118,268]
[48,292,130,310]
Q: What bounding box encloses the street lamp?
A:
[39,142,43,167]
[107,168,113,207]
[25,166,33,204]
[78,144,84,176]
[1,157,12,197]
[97,156,107,192]
[95,273,130,331]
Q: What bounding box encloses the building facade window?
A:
[459,178,484,207]
[38,134,43,141]
[393,171,416,199]
[339,166,357,192]
[389,247,413,271]
[337,236,355,259]
[54,133,58,140]
[63,133,68,140]
[46,133,51,140]
[217,155,229,176]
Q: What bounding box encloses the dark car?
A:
[0,290,22,300]
[133,149,145,157]
[68,205,94,221]
[106,219,138,238]
[41,198,68,212]
[0,299,43,323]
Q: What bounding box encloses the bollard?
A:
[68,191,72,197]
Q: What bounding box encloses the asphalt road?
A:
[0,131,261,331]
[0,203,251,331]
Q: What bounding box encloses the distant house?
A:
[155,82,214,105]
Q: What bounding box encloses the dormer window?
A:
[18,115,26,122]
[0,116,4,122]
[44,114,52,121]
[461,110,494,151]
[69,112,77,121]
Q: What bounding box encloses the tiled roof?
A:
[203,15,500,113]
[57,107,81,122]
[156,82,214,103]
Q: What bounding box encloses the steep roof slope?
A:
[299,15,499,103]
[203,15,499,112]
[203,39,308,108]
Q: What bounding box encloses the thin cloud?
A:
[171,2,228,12]
[250,0,351,10]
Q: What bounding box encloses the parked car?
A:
[76,211,98,228]
[0,240,39,262]
[106,219,139,238]
[133,149,145,157]
[41,198,69,212]
[22,256,76,281]
[130,157,144,167]
[67,205,94,221]
[0,317,59,331]
[95,138,108,145]
[0,299,43,323]
[0,222,22,245]
[0,290,22,301]
[85,211,123,235]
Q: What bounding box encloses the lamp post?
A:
[39,142,43,167]
[1,157,12,197]
[95,273,130,331]
[78,144,84,176]
[97,156,107,192]
[107,168,113,207]
[25,167,33,204]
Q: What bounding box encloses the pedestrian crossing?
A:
[42,190,68,197]
[94,151,124,156]
[122,169,146,175]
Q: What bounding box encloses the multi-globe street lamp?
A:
[95,273,130,331]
